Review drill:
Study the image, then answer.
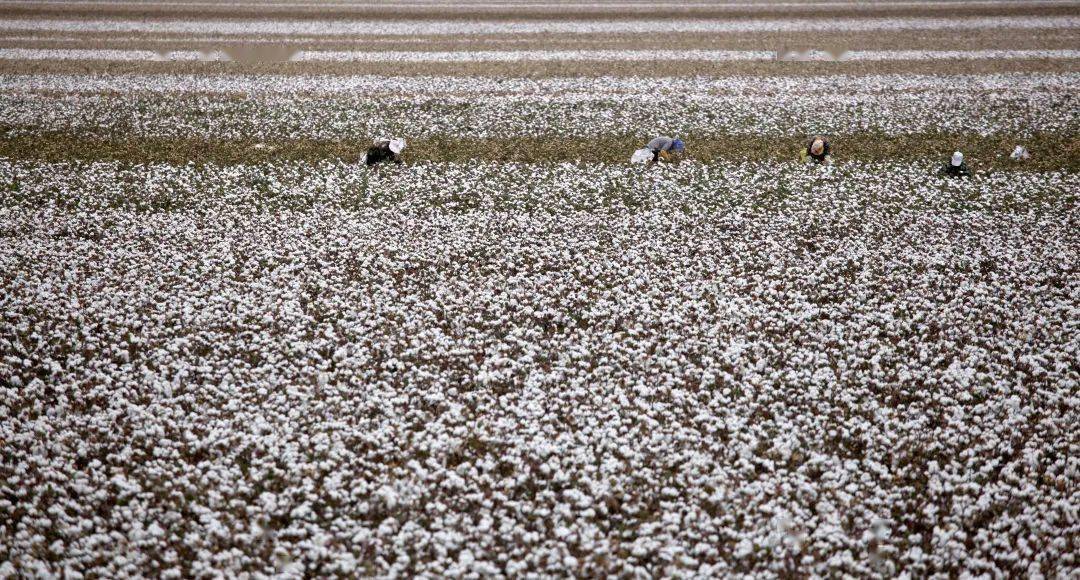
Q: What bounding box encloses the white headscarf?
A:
[951,151,964,167]
[389,139,407,154]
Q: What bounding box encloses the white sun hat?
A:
[951,151,964,167]
[389,138,407,154]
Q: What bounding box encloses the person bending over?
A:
[645,136,686,165]
[363,138,406,166]
[801,136,832,165]
[941,151,972,178]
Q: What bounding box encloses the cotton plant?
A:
[4,72,1074,99]
[1,157,1077,576]
[2,73,1076,140]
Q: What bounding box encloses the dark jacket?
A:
[365,143,401,166]
[941,162,971,178]
[804,138,831,164]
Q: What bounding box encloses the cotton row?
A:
[1,159,1076,214]
[2,85,1075,139]
[3,72,1074,97]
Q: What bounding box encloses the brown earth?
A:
[1,1,1077,21]
[2,28,1078,52]
[2,132,1076,172]
[1,57,1074,78]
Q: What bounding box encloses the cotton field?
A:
[1,0,1078,577]
[2,160,1078,576]
[4,73,1077,139]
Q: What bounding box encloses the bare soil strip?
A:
[0,16,1075,37]
[4,47,1077,64]
[2,132,1075,171]
[2,2,1077,20]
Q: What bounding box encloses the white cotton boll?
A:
[733,539,754,558]
[290,504,312,520]
[147,522,165,538]
[458,549,475,567]
[338,553,357,574]
[376,486,398,510]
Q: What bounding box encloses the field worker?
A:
[362,137,406,167]
[645,136,686,164]
[800,136,832,165]
[1010,145,1030,162]
[941,151,971,178]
